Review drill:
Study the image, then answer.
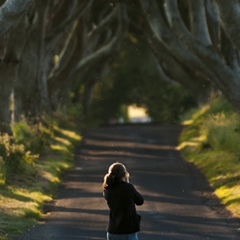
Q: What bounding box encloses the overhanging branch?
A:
[0,0,33,37]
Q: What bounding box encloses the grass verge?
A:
[179,97,240,218]
[0,125,82,240]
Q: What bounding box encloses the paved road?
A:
[16,125,240,240]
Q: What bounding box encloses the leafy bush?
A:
[207,97,234,115]
[12,118,53,154]
[201,112,240,154]
[0,134,38,182]
[187,97,240,153]
[180,97,239,153]
[180,96,240,218]
[0,156,6,185]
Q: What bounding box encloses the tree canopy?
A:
[88,34,196,124]
[0,0,240,131]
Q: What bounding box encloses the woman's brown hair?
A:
[102,162,129,190]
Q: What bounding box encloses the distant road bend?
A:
[16,124,240,240]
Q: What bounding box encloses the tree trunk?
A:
[35,0,50,113]
[0,16,28,132]
[0,66,14,133]
[14,8,42,119]
[188,0,212,45]
[205,0,221,50]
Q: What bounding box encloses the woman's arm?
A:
[131,184,144,205]
[103,189,108,200]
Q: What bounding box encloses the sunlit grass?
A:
[0,188,45,238]
[177,135,207,151]
[0,212,36,239]
[53,125,82,141]
[54,136,72,146]
[39,158,73,186]
[216,186,240,217]
[180,97,240,218]
[12,188,52,203]
[0,122,82,239]
[50,144,69,153]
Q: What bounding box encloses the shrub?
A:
[201,112,240,154]
[12,118,53,154]
[0,156,6,185]
[181,96,240,155]
[0,134,38,182]
[180,96,240,218]
[207,97,234,115]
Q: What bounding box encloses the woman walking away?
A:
[103,162,144,240]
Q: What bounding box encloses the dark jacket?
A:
[103,181,144,234]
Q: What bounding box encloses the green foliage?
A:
[207,96,233,115]
[53,104,84,131]
[0,113,82,240]
[181,97,239,153]
[87,35,197,125]
[180,96,240,217]
[119,105,130,123]
[0,134,38,182]
[201,112,240,154]
[0,156,6,185]
[145,83,196,123]
[12,117,53,154]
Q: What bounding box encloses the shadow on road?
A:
[16,124,240,240]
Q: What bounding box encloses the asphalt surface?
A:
[16,124,240,240]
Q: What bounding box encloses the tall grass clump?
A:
[12,117,53,154]
[0,134,38,184]
[180,96,240,218]
[195,97,240,154]
[201,112,240,154]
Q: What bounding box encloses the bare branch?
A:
[215,0,240,52]
[88,5,119,38]
[138,0,218,84]
[162,0,237,91]
[46,0,93,44]
[205,0,221,49]
[150,51,176,85]
[188,0,212,45]
[148,37,209,95]
[75,5,128,74]
[0,0,33,37]
[48,20,79,79]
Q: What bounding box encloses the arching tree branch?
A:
[215,0,240,52]
[0,0,34,37]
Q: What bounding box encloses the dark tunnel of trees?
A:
[0,0,240,132]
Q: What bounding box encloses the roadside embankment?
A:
[179,97,240,218]
[0,117,82,240]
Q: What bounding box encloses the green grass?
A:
[180,97,240,218]
[0,123,82,239]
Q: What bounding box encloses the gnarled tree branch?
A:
[0,0,34,37]
[215,0,240,52]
